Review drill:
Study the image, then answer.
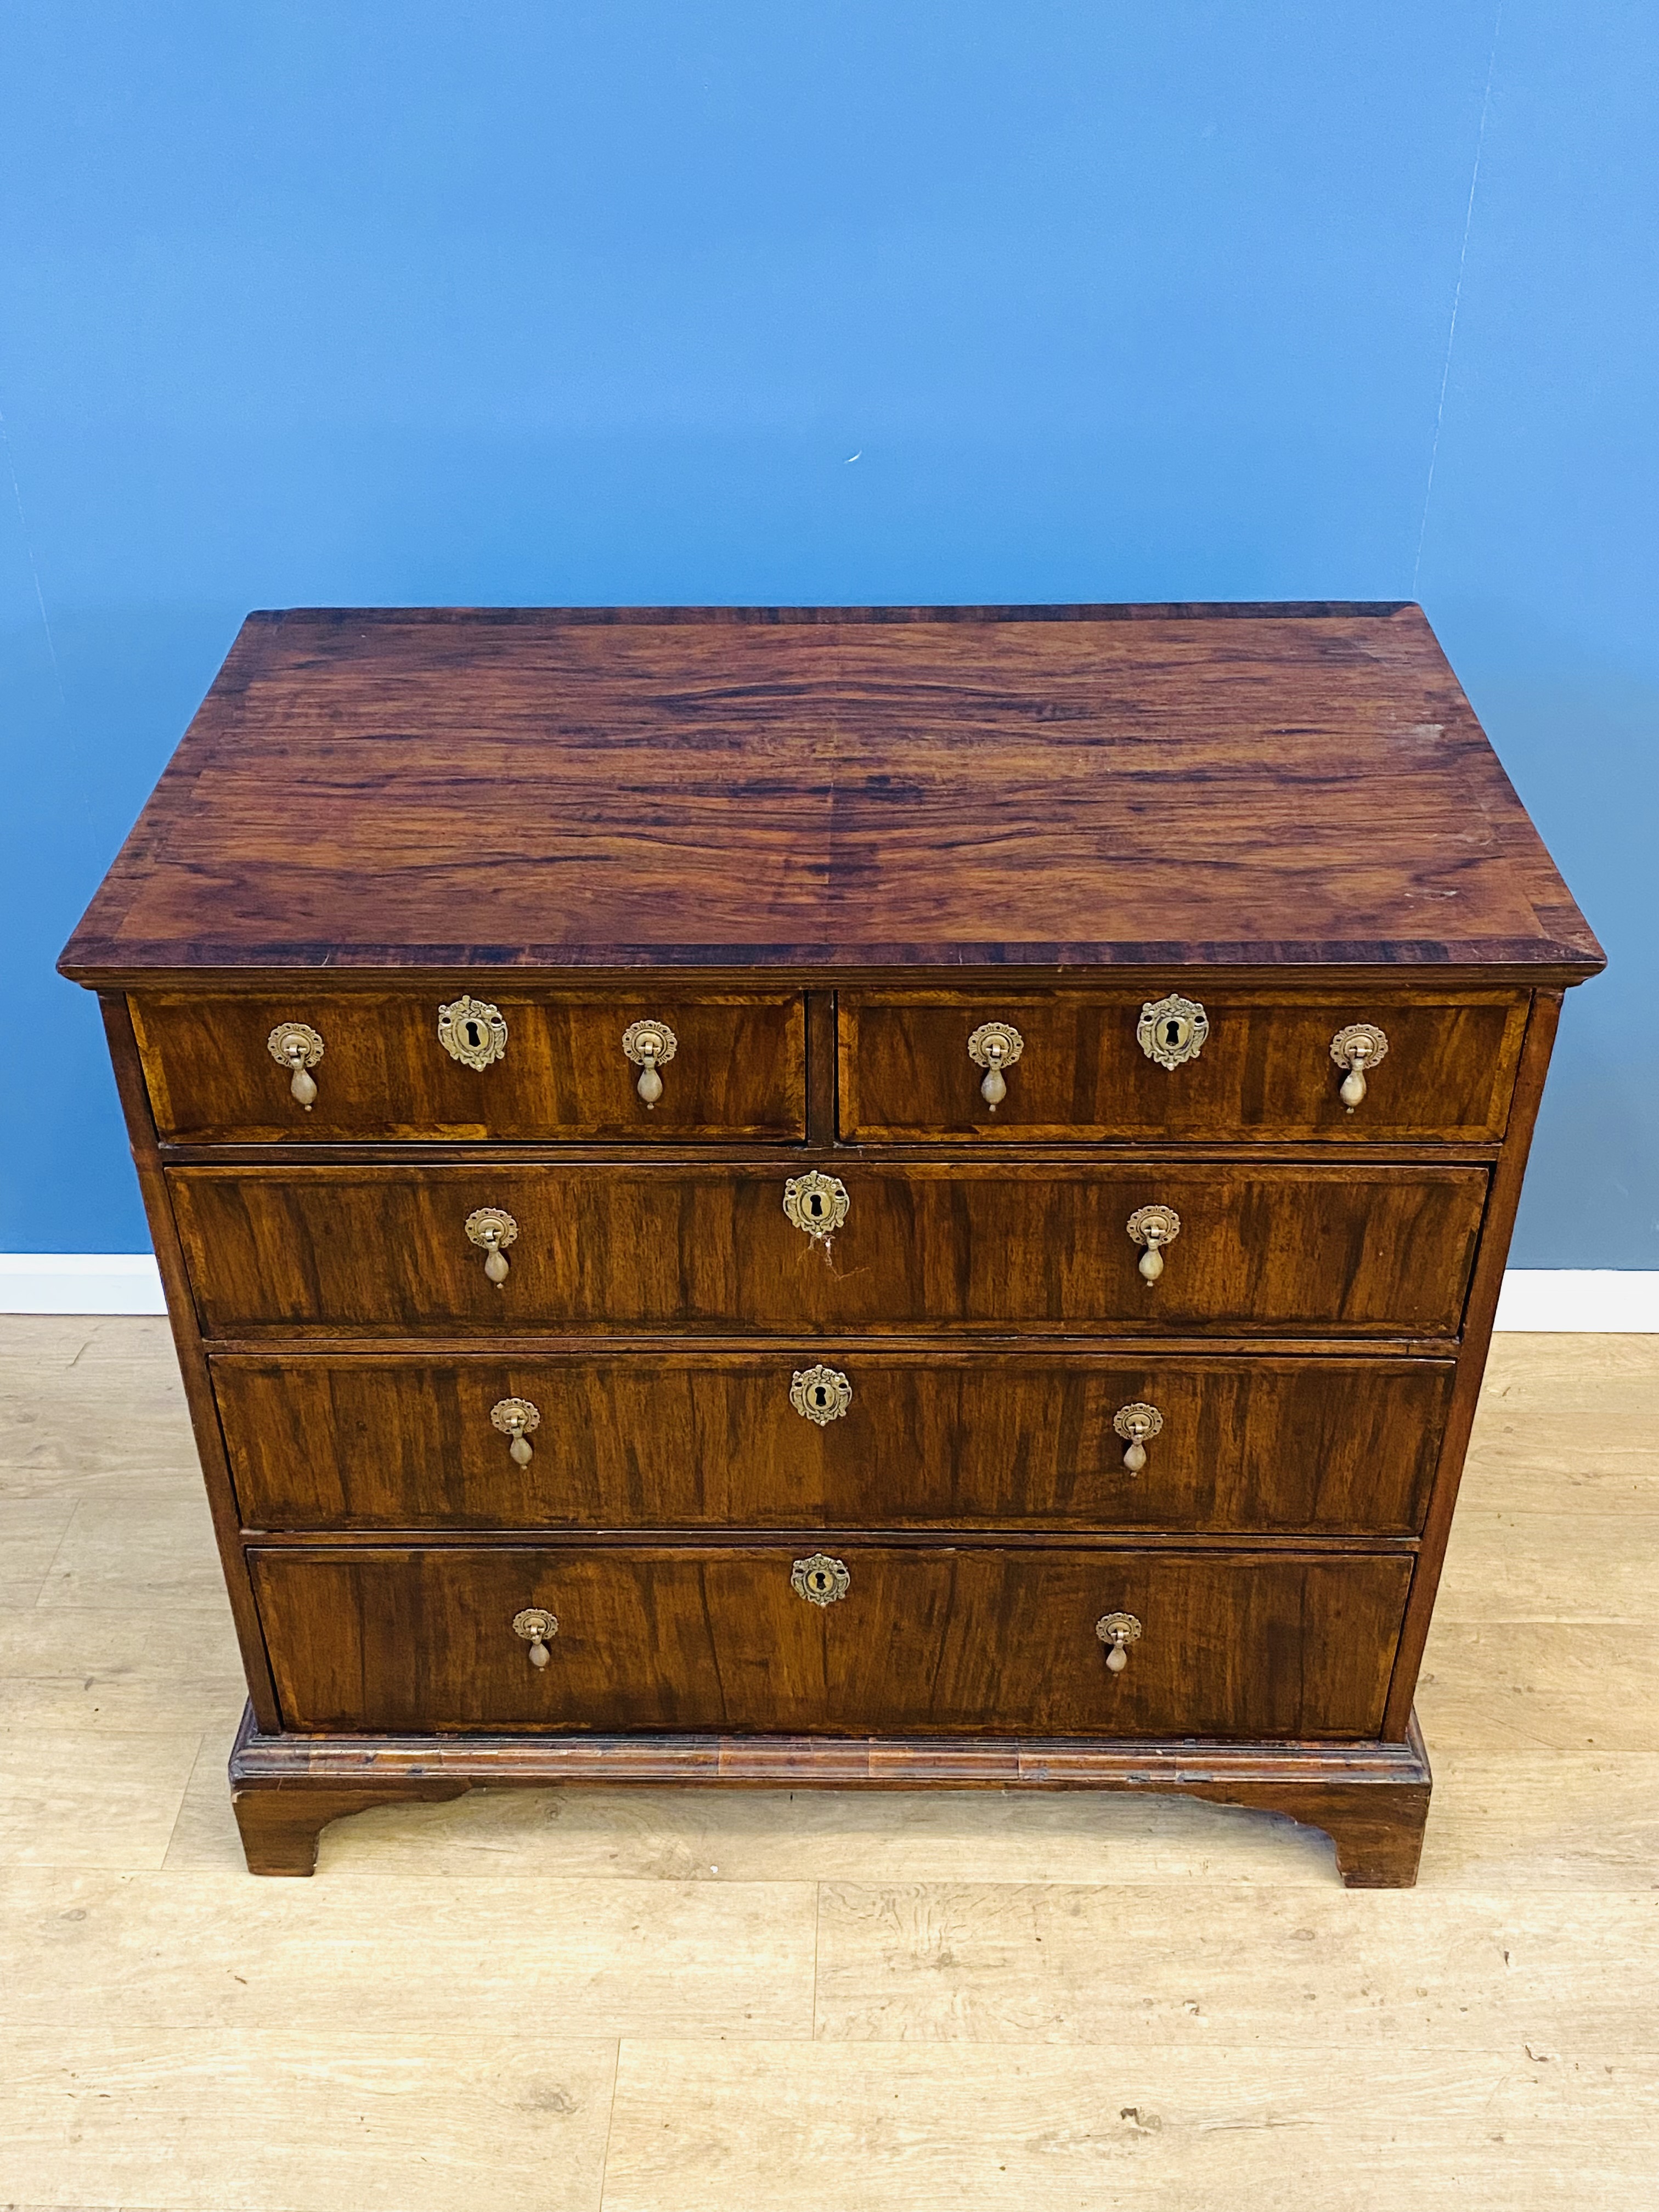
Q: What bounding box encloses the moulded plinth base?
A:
[227,1703,1431,1887]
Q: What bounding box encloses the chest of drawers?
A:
[60,601,1601,1884]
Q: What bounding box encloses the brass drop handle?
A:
[267,1022,324,1109]
[465,1206,518,1286]
[1330,1023,1389,1111]
[491,1396,541,1465]
[622,1019,678,1108]
[1113,1401,1163,1475]
[1126,1204,1181,1285]
[1096,1610,1142,1674]
[512,1607,557,1667]
[967,1022,1024,1111]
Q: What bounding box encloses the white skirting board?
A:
[0,1254,1655,1329]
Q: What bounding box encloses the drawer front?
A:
[839,990,1529,1143]
[171,1160,1487,1338]
[218,1351,1454,1534]
[251,1543,1413,1739]
[131,990,806,1142]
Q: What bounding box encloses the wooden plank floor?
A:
[1,1318,1655,2209]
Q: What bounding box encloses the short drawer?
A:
[171,1159,1487,1338]
[250,1542,1413,1740]
[217,1351,1454,1534]
[131,990,806,1142]
[838,989,1529,1143]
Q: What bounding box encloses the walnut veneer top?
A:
[59,602,1602,982]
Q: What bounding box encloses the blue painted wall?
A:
[3,2,1652,1262]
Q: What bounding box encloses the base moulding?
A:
[228,1702,1432,1888]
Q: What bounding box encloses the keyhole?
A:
[1164,1019,1183,1047]
[813,1386,829,1409]
[810,1570,829,1596]
[465,1020,482,1049]
[809,1193,824,1218]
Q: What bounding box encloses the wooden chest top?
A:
[59,602,1601,982]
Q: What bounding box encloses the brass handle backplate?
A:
[267,1022,324,1109]
[1330,1022,1389,1111]
[622,1018,679,1107]
[512,1606,558,1667]
[783,1171,849,1244]
[792,1552,850,1606]
[1137,994,1209,1069]
[790,1364,853,1425]
[1126,1204,1181,1285]
[439,996,509,1071]
[1113,1401,1163,1475]
[967,1021,1024,1111]
[1096,1610,1142,1673]
[465,1206,519,1286]
[491,1396,541,1465]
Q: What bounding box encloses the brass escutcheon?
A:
[512,1606,558,1667]
[790,1364,853,1426]
[1137,993,1209,1070]
[438,995,509,1071]
[966,1021,1024,1111]
[465,1205,519,1287]
[1096,1610,1142,1673]
[1112,1401,1164,1475]
[621,1017,679,1108]
[783,1171,850,1242]
[1126,1203,1181,1285]
[490,1396,541,1466]
[792,1552,850,1606]
[1330,1022,1389,1111]
[267,1021,324,1109]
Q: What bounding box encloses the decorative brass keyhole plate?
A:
[438,995,509,1070]
[790,1364,853,1425]
[1137,994,1209,1070]
[783,1171,850,1242]
[792,1553,850,1606]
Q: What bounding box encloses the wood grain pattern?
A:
[1383,990,1563,1737]
[95,995,282,1729]
[58,605,1603,979]
[840,988,1528,1143]
[214,1348,1453,1534]
[248,1543,1412,1740]
[132,988,806,1142]
[167,1159,1489,1338]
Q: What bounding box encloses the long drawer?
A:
[250,1543,1414,1739]
[839,988,1528,1143]
[132,990,806,1142]
[170,1160,1487,1338]
[216,1351,1454,1534]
